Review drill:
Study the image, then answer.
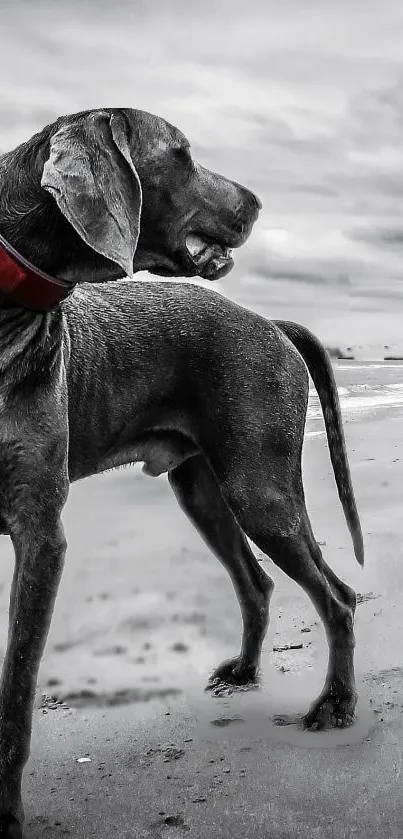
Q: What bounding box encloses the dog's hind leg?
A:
[197,326,358,729]
[302,516,357,618]
[0,444,68,838]
[169,454,274,689]
[220,465,357,730]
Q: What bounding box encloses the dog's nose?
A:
[239,185,262,215]
[250,190,262,211]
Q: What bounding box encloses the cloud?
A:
[349,226,403,249]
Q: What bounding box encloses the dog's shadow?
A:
[191,671,375,750]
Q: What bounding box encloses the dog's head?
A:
[4,108,261,285]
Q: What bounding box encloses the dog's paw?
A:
[205,656,260,695]
[303,691,357,731]
[0,815,23,839]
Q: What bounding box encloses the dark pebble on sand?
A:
[171,642,189,653]
[164,815,186,827]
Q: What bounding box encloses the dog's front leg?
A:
[0,504,68,838]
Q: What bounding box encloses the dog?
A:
[0,107,362,837]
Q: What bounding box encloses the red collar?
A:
[0,234,74,312]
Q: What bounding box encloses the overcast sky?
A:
[2,0,403,295]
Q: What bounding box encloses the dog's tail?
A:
[275,319,364,567]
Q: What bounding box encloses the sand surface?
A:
[0,361,400,837]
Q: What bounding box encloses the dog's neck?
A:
[0,233,74,313]
[0,153,65,376]
[0,242,64,379]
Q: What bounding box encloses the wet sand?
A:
[0,361,400,837]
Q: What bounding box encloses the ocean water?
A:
[307,361,403,437]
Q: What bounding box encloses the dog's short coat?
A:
[0,108,362,837]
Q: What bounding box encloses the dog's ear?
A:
[41,111,142,278]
